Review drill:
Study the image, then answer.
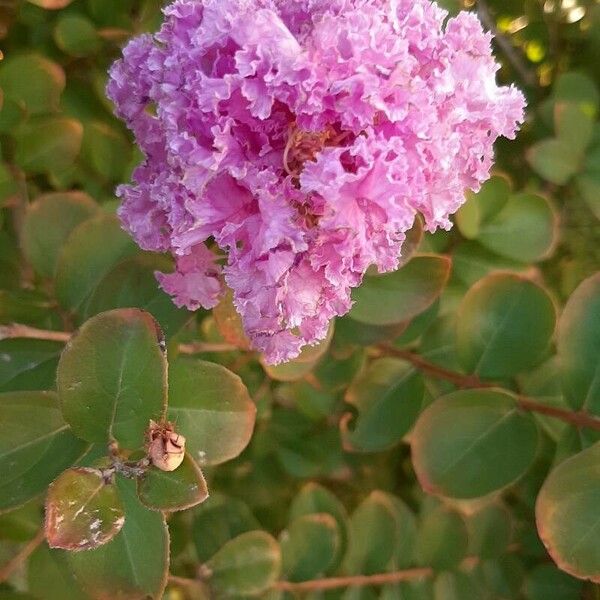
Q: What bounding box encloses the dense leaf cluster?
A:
[0,0,600,599]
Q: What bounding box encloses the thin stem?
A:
[274,568,434,592]
[476,0,538,88]
[0,528,45,584]
[0,323,71,343]
[178,341,240,354]
[378,344,600,431]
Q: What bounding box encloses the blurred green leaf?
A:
[45,467,124,550]
[466,503,512,559]
[280,514,340,581]
[524,564,583,600]
[341,358,425,453]
[21,191,98,278]
[54,14,101,57]
[168,358,256,466]
[0,54,65,114]
[555,102,595,156]
[68,476,169,599]
[206,531,281,597]
[557,272,600,413]
[0,500,41,541]
[412,389,539,498]
[349,255,451,326]
[138,453,209,512]
[28,545,88,600]
[527,139,580,185]
[81,122,131,181]
[55,213,138,314]
[577,173,600,220]
[0,391,87,512]
[85,253,191,337]
[26,0,75,8]
[14,116,83,175]
[554,72,599,113]
[0,339,63,392]
[415,505,468,571]
[192,494,261,563]
[57,309,167,449]
[456,273,556,379]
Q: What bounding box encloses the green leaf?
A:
[85,254,191,338]
[55,214,138,314]
[554,72,600,113]
[0,54,65,114]
[524,564,583,600]
[466,503,512,559]
[554,102,595,155]
[21,192,98,278]
[206,531,281,597]
[415,505,468,571]
[261,324,333,382]
[167,358,256,466]
[577,174,600,221]
[433,571,482,600]
[349,255,451,326]
[536,441,600,583]
[68,476,169,599]
[411,389,539,499]
[137,453,209,512]
[192,494,261,563]
[0,500,41,541]
[456,273,556,379]
[28,545,88,600]
[281,514,340,581]
[343,491,416,574]
[476,193,558,262]
[45,467,124,551]
[557,272,600,413]
[0,391,87,512]
[81,122,131,181]
[452,241,528,287]
[0,339,63,392]
[341,358,425,453]
[289,483,348,570]
[14,116,83,175]
[57,309,168,449]
[527,139,581,185]
[54,15,101,57]
[455,176,512,240]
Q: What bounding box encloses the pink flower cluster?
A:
[107,0,525,364]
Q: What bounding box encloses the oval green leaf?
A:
[557,272,600,413]
[137,453,209,512]
[14,117,83,175]
[0,391,87,513]
[456,273,556,379]
[349,255,451,326]
[341,358,425,453]
[21,192,98,278]
[68,476,169,599]
[536,441,600,583]
[412,389,539,499]
[280,514,340,581]
[167,358,256,466]
[55,214,138,314]
[57,309,167,449]
[206,531,281,597]
[45,467,124,551]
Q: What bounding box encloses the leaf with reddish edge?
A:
[45,468,124,551]
[137,453,209,512]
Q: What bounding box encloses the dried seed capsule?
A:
[146,420,186,472]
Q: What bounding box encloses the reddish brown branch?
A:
[378,344,600,432]
[0,528,45,584]
[274,567,434,592]
[0,323,71,343]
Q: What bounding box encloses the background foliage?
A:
[0,0,600,598]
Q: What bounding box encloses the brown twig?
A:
[0,528,45,584]
[274,568,434,592]
[377,344,600,432]
[178,341,240,354]
[0,323,71,343]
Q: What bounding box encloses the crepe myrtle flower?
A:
[107,0,525,364]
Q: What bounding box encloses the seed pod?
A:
[146,420,186,472]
